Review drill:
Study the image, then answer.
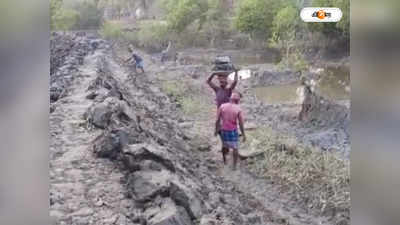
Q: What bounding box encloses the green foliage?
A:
[157,0,233,47]
[162,80,185,97]
[50,0,63,30]
[136,21,170,51]
[291,50,308,72]
[99,20,170,51]
[51,0,102,30]
[270,4,299,45]
[180,97,204,115]
[269,4,308,71]
[310,0,350,36]
[203,0,232,42]
[99,21,124,40]
[72,0,103,29]
[162,80,207,116]
[52,8,80,31]
[163,0,209,33]
[234,0,284,38]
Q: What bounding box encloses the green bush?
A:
[162,0,207,33]
[52,8,80,31]
[201,0,233,47]
[50,0,63,30]
[162,80,208,116]
[51,0,103,30]
[234,0,284,38]
[269,4,308,71]
[136,21,170,51]
[180,97,204,115]
[162,80,185,97]
[73,0,103,29]
[270,4,299,44]
[310,0,350,37]
[99,21,124,40]
[122,31,139,44]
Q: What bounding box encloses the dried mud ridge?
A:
[50,33,341,225]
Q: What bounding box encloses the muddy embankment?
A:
[50,32,305,225]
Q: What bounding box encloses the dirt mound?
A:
[50,32,106,105]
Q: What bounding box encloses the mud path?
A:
[50,50,137,225]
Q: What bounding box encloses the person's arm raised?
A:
[229,67,239,90]
[207,72,218,91]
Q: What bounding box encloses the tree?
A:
[202,0,231,46]
[53,8,80,31]
[234,0,284,39]
[270,5,298,65]
[50,0,63,30]
[73,0,103,29]
[163,0,209,33]
[98,0,145,19]
[310,0,350,37]
[270,4,308,71]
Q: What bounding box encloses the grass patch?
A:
[99,21,124,41]
[245,127,350,221]
[134,21,170,51]
[99,20,170,52]
[180,97,204,115]
[162,80,185,97]
[161,80,207,116]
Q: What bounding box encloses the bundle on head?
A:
[212,56,234,77]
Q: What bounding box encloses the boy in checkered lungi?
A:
[215,92,246,170]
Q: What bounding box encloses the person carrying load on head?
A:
[125,47,145,74]
[215,92,246,170]
[207,56,248,164]
[206,56,239,108]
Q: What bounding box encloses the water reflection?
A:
[253,84,302,104]
[316,65,350,100]
[252,65,350,104]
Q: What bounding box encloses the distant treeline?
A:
[51,0,349,69]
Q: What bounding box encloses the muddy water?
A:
[316,65,350,100]
[252,66,350,104]
[254,83,302,104]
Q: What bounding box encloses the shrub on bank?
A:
[136,21,170,52]
[161,80,207,116]
[246,127,350,222]
[99,21,124,41]
[51,0,102,31]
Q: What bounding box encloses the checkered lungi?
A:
[220,129,239,149]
